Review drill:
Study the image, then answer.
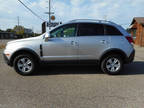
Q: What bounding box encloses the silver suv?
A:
[3,19,135,75]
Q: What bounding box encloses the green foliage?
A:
[1,25,39,38]
[13,25,25,35]
[0,44,6,49]
[0,29,4,32]
[6,29,15,33]
[64,28,75,36]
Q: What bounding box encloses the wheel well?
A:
[10,49,40,66]
[100,50,127,64]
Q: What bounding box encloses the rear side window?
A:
[78,23,104,36]
[105,25,122,35]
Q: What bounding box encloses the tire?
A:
[100,54,123,75]
[13,54,37,76]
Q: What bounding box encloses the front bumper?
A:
[125,50,135,64]
[3,53,12,66]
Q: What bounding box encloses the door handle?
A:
[75,42,78,46]
[71,41,74,45]
[71,41,78,46]
[100,40,106,44]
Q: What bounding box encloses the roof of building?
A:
[131,17,144,25]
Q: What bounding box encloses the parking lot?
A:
[0,41,144,108]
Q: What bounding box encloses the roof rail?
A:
[69,19,115,24]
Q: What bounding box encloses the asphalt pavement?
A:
[0,46,144,108]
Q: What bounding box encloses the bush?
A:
[0,44,6,49]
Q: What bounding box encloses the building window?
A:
[132,29,136,39]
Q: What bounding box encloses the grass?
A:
[0,44,6,49]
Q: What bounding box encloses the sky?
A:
[0,0,144,33]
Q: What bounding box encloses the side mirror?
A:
[45,33,50,42]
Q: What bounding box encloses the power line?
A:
[25,0,32,5]
[24,0,47,19]
[18,0,45,21]
[26,0,47,18]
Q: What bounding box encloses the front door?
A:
[42,24,78,61]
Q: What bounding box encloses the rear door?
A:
[104,24,131,55]
[77,23,110,60]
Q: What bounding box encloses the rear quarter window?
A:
[105,25,123,35]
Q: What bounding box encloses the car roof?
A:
[49,19,119,32]
[68,19,117,25]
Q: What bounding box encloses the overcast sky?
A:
[0,0,144,33]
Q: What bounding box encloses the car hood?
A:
[7,36,42,44]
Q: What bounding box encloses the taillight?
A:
[126,36,134,44]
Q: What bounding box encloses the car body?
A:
[3,19,135,75]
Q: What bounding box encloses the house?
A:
[24,28,33,34]
[128,17,144,47]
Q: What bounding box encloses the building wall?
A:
[135,23,140,45]
[139,24,144,46]
[141,26,144,46]
[132,23,144,47]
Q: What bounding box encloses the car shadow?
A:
[121,61,144,75]
[34,61,144,76]
[35,65,102,76]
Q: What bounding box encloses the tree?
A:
[0,29,4,32]
[6,29,14,33]
[13,25,24,35]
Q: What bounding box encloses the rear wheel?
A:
[13,54,36,75]
[101,54,123,75]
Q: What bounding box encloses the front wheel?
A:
[101,55,123,75]
[13,54,36,76]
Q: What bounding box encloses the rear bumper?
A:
[125,50,135,64]
[3,53,12,66]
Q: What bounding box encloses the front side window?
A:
[50,27,63,38]
[105,25,122,35]
[78,23,104,36]
[50,24,77,38]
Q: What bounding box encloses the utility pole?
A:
[45,0,54,31]
[49,0,51,30]
[17,16,20,34]
[17,16,19,26]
